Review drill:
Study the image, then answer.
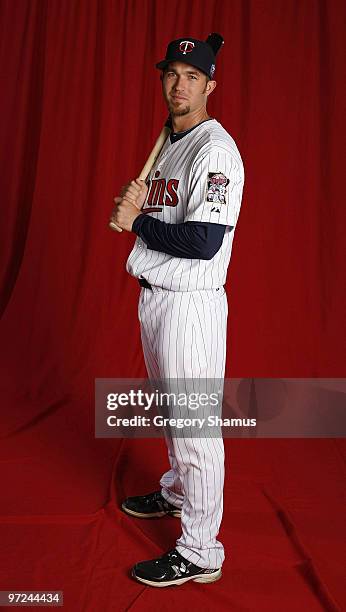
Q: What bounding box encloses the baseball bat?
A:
[109,121,171,232]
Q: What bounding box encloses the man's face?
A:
[161,61,214,117]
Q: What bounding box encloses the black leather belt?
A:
[138,278,152,290]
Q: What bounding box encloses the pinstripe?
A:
[190,293,209,370]
[166,292,176,376]
[146,291,158,370]
[141,291,160,378]
[206,436,217,561]
[159,256,175,288]
[175,293,183,377]
[160,293,171,377]
[182,294,191,378]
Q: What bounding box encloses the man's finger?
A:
[124,186,140,198]
[130,180,141,190]
[123,187,140,200]
[126,186,141,197]
[120,181,142,198]
[120,183,134,195]
[135,178,146,189]
[122,195,137,206]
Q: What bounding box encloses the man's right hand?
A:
[121,179,148,210]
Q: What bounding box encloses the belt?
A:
[138,278,152,290]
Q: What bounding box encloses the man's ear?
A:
[206,80,217,96]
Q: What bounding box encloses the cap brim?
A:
[156,60,169,70]
[155,58,211,78]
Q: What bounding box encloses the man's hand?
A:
[110,197,142,232]
[110,179,148,232]
[121,179,148,209]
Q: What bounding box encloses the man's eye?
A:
[189,75,197,80]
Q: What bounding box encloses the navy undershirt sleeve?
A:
[132,214,231,260]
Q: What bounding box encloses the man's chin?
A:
[168,103,190,117]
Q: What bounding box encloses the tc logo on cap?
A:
[179,41,195,54]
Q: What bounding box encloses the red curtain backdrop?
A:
[0,1,345,611]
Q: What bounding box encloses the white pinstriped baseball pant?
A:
[138,285,228,569]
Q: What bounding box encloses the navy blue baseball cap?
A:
[156,37,218,79]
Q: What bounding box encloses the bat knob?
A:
[109,221,123,233]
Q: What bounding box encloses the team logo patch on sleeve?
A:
[206,173,229,209]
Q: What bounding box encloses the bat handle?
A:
[109,124,171,234]
[109,220,123,232]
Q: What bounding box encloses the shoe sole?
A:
[132,568,222,587]
[122,503,181,519]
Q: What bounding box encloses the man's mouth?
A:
[171,95,188,101]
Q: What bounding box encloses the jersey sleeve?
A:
[132,215,226,260]
[184,145,244,227]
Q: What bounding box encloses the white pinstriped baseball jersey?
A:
[126,119,244,290]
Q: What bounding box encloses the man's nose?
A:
[173,76,185,91]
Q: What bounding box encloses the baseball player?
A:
[111,34,244,587]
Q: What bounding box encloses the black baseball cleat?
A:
[121,490,182,518]
[132,548,222,587]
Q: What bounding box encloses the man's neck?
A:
[171,108,210,133]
